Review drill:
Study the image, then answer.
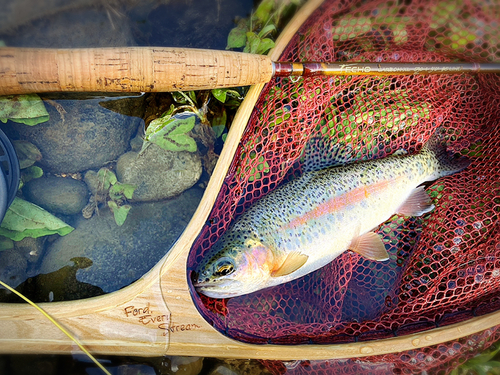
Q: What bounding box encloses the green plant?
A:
[0,94,49,125]
[141,91,206,154]
[93,168,136,226]
[226,0,304,55]
[12,140,44,188]
[450,341,500,375]
[143,113,198,154]
[0,197,74,241]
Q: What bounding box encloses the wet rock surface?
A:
[0,1,136,47]
[0,249,27,289]
[4,99,142,173]
[39,187,203,294]
[206,359,274,375]
[23,176,89,215]
[137,0,253,50]
[13,236,46,265]
[161,356,204,375]
[116,144,202,201]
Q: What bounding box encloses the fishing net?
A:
[260,323,500,374]
[188,0,500,364]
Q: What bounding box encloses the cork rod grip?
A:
[0,47,275,95]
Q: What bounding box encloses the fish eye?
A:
[214,258,235,277]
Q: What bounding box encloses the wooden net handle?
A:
[0,47,274,95]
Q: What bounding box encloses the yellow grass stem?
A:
[0,280,111,375]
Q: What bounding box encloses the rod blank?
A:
[273,62,500,76]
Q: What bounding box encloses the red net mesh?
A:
[188,0,500,353]
[260,324,500,374]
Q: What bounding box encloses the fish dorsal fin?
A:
[397,186,435,217]
[349,232,389,261]
[271,251,309,277]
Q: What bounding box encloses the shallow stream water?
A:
[0,0,276,373]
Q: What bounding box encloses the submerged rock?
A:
[4,99,141,173]
[162,356,204,375]
[116,144,202,201]
[24,176,89,215]
[1,3,136,48]
[207,359,273,375]
[0,249,27,289]
[39,187,203,294]
[14,236,46,265]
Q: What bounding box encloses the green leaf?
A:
[244,32,260,54]
[164,104,176,117]
[211,89,228,103]
[120,184,136,200]
[97,168,117,190]
[188,91,197,105]
[390,24,408,45]
[0,94,49,125]
[171,91,188,104]
[211,108,227,138]
[171,91,197,106]
[258,24,276,38]
[212,88,242,103]
[222,133,228,142]
[108,201,131,226]
[331,16,373,41]
[244,32,275,55]
[20,165,43,187]
[255,38,275,55]
[254,0,274,25]
[226,19,248,49]
[109,183,136,201]
[147,115,197,152]
[0,197,74,241]
[13,140,42,169]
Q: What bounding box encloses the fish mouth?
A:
[193,279,231,289]
[193,279,242,299]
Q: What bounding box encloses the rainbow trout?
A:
[194,133,470,298]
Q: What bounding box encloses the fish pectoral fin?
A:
[349,232,389,261]
[396,186,434,217]
[271,251,309,277]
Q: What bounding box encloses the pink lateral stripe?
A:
[281,178,397,231]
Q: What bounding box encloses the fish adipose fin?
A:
[271,251,309,277]
[397,186,435,216]
[349,232,389,261]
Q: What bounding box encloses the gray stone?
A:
[0,1,136,48]
[6,99,141,173]
[116,144,202,202]
[39,187,203,293]
[0,249,27,289]
[162,357,204,375]
[14,236,46,264]
[83,170,100,195]
[207,359,273,375]
[24,176,89,215]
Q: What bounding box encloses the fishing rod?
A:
[0,46,499,95]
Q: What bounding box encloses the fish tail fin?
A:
[422,130,471,180]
